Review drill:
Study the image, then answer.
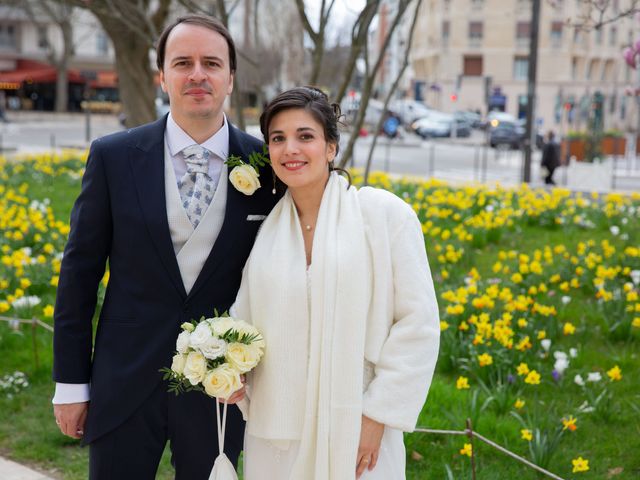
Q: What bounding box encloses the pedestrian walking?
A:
[541,130,560,185]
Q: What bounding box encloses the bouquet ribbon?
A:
[207,398,238,480]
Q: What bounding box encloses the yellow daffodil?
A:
[459,443,473,457]
[477,353,493,367]
[514,398,525,409]
[520,429,532,441]
[456,376,470,389]
[571,456,589,473]
[524,370,541,385]
[607,365,622,381]
[562,415,577,431]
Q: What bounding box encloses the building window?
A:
[469,21,483,46]
[442,20,450,46]
[463,55,483,76]
[551,21,563,47]
[595,28,603,45]
[573,27,583,45]
[37,26,48,49]
[471,0,484,10]
[97,32,109,54]
[514,56,528,80]
[0,24,17,49]
[571,57,579,79]
[610,26,617,46]
[516,21,530,47]
[586,60,596,80]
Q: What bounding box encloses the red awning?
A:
[0,59,84,84]
[89,70,118,88]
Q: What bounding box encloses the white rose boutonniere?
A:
[225,145,270,196]
[229,164,260,195]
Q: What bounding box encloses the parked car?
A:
[412,113,472,139]
[489,121,522,149]
[454,110,482,129]
[389,99,433,125]
[484,110,517,130]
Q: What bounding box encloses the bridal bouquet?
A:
[162,314,264,480]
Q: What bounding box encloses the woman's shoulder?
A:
[358,185,414,214]
[357,186,417,227]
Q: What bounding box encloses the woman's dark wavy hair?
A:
[260,86,350,183]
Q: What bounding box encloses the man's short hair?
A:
[156,14,237,73]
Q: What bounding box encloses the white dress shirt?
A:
[53,113,230,404]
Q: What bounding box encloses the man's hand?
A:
[356,415,385,478]
[53,402,88,439]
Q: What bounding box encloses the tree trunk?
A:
[101,19,155,127]
[55,65,68,112]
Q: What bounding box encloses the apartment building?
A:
[411,0,638,132]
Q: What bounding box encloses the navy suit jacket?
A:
[53,115,278,444]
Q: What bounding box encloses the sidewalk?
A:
[0,456,56,480]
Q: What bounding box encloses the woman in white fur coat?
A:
[229,86,440,479]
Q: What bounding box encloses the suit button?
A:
[183,303,190,313]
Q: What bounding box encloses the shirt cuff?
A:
[52,383,90,404]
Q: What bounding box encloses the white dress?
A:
[243,268,407,480]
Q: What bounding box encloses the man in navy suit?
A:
[52,14,277,479]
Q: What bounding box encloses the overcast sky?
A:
[304,0,367,44]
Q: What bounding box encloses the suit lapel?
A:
[187,124,253,300]
[129,116,187,299]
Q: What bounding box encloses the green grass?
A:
[1,168,639,479]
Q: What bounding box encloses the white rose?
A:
[200,337,228,360]
[181,322,195,332]
[176,331,191,354]
[232,320,265,349]
[183,351,207,385]
[203,364,242,398]
[225,342,262,373]
[229,164,260,195]
[210,317,236,337]
[171,353,187,375]
[189,322,213,351]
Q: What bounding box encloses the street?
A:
[1,112,639,193]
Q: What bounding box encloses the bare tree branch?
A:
[364,0,423,184]
[334,0,380,104]
[338,0,413,168]
[562,0,640,31]
[294,0,336,83]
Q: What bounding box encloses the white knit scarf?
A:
[235,173,372,479]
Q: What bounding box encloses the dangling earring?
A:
[271,168,277,195]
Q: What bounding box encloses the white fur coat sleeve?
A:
[359,188,440,432]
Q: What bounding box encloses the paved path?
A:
[0,456,56,480]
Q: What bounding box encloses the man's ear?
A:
[160,70,167,93]
[227,72,234,95]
